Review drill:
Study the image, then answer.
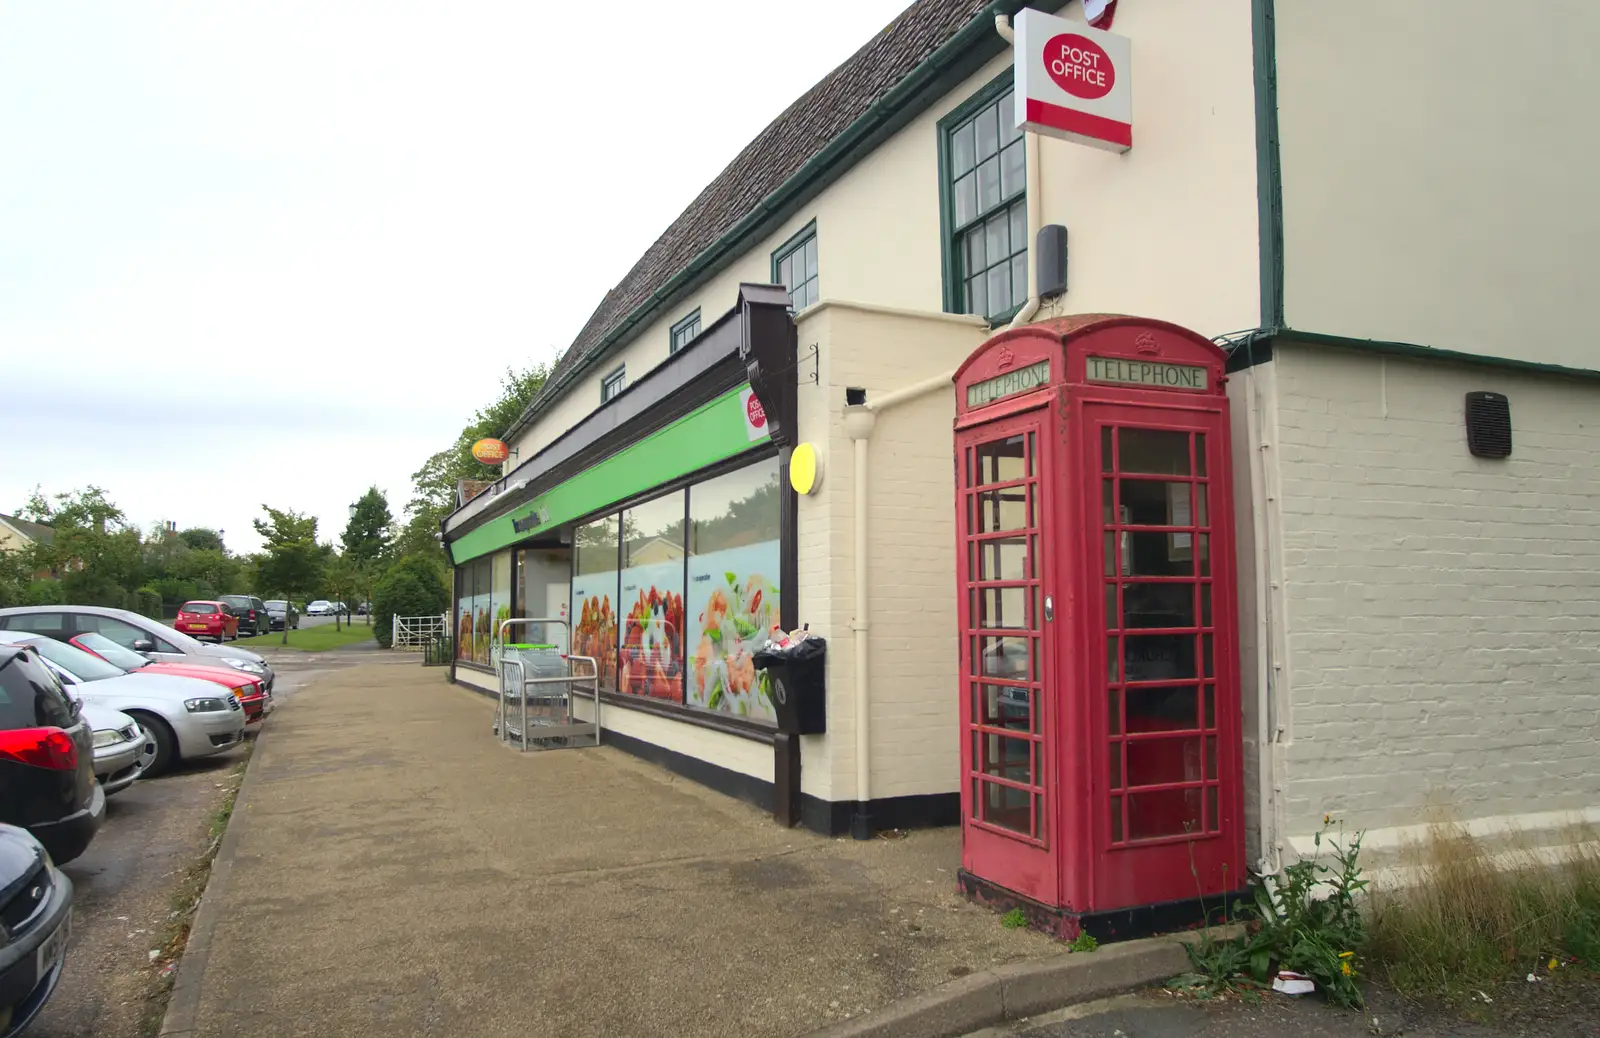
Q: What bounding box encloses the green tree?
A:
[0,545,35,608]
[373,554,450,648]
[27,487,145,607]
[252,506,324,603]
[390,509,448,571]
[177,527,226,553]
[403,363,549,564]
[341,487,393,565]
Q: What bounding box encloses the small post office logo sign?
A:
[967,360,1051,408]
[1013,8,1132,152]
[1045,34,1113,100]
[1086,356,1208,392]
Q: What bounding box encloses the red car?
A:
[175,600,238,643]
[68,631,273,723]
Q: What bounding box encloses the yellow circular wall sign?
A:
[790,442,823,495]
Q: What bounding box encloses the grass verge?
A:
[234,623,376,651]
[139,747,253,1037]
[1367,822,1600,1001]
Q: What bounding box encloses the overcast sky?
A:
[0,0,909,553]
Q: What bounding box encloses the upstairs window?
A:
[670,309,701,354]
[940,76,1027,322]
[772,222,819,312]
[601,365,626,403]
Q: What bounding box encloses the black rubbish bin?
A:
[755,637,827,735]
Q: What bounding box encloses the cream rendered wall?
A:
[795,302,990,804]
[1267,344,1600,848]
[1029,0,1261,335]
[1276,1,1600,369]
[512,0,1260,463]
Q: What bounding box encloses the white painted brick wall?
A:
[1269,344,1600,836]
[796,303,988,802]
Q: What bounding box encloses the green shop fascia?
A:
[441,284,807,804]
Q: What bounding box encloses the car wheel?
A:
[132,725,158,775]
[128,712,176,777]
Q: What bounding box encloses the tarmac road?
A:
[26,752,246,1038]
[25,659,331,1038]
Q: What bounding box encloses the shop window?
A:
[685,459,782,723]
[619,491,686,703]
[601,365,627,404]
[772,222,819,312]
[669,309,701,354]
[456,557,494,665]
[489,551,512,662]
[939,74,1026,322]
[572,516,620,693]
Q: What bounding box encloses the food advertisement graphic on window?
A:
[456,592,472,661]
[619,561,685,702]
[490,551,512,660]
[573,516,620,692]
[686,460,782,722]
[618,493,686,702]
[686,544,780,720]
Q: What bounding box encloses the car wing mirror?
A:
[132,638,156,653]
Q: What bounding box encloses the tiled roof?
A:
[0,513,54,546]
[523,0,1000,423]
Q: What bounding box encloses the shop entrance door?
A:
[1087,403,1236,909]
[956,409,1057,905]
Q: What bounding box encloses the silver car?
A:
[79,703,153,796]
[0,605,275,692]
[4,634,246,777]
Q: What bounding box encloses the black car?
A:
[220,595,271,637]
[0,644,104,865]
[0,823,73,1037]
[263,600,299,632]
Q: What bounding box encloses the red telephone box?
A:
[951,315,1244,939]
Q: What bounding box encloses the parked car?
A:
[67,632,272,724]
[305,600,332,616]
[220,595,272,637]
[0,606,275,693]
[355,601,371,617]
[80,702,151,796]
[0,823,74,1037]
[174,601,238,643]
[0,643,104,864]
[2,634,246,778]
[263,600,299,631]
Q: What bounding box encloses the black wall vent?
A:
[1465,391,1512,458]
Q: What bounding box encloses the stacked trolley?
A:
[493,618,601,751]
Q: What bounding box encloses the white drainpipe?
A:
[1244,369,1282,876]
[840,402,878,838]
[995,15,1042,329]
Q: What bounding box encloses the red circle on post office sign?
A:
[1044,33,1114,100]
[746,394,768,430]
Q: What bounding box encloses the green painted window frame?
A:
[770,220,819,312]
[937,69,1027,324]
[600,363,626,403]
[669,308,702,354]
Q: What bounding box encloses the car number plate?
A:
[188,624,209,630]
[36,912,70,979]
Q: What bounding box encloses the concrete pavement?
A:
[162,659,1180,1037]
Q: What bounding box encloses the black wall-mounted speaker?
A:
[1464,391,1512,458]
